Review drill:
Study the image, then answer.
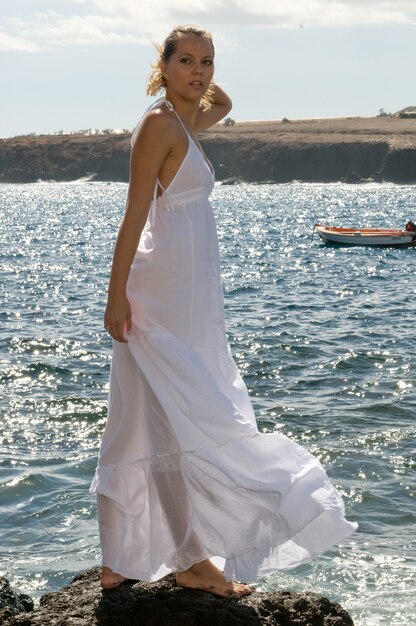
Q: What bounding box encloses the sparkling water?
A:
[1,181,415,625]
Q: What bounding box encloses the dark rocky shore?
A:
[1,115,415,185]
[0,567,355,625]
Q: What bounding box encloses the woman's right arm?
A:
[104,112,173,343]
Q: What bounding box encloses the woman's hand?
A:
[104,292,132,343]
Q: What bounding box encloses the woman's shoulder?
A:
[132,103,179,148]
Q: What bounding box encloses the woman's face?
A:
[163,35,214,101]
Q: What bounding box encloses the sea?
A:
[0,180,415,626]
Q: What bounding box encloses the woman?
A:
[90,24,357,598]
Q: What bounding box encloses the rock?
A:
[220,177,241,185]
[0,576,34,623]
[1,567,354,626]
[342,169,363,183]
[379,148,416,183]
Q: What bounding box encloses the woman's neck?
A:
[164,92,200,127]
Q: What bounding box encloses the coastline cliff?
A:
[1,115,415,184]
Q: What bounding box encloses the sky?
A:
[1,0,415,137]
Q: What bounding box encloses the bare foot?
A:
[176,559,253,598]
[100,566,127,589]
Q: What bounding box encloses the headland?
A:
[1,114,415,184]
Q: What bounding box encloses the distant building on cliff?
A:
[396,106,416,119]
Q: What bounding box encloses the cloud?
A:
[90,0,416,28]
[234,0,416,28]
[0,30,40,52]
[8,11,144,47]
[1,0,415,52]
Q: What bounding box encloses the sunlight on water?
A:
[1,181,416,623]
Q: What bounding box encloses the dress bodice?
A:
[131,97,215,225]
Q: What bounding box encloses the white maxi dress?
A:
[90,98,357,583]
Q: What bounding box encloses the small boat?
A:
[314,224,416,247]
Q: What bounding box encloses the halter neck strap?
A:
[163,98,174,111]
[163,98,189,137]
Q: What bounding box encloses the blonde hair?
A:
[146,25,215,110]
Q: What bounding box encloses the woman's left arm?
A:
[195,85,232,132]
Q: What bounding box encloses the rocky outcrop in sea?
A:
[0,567,355,625]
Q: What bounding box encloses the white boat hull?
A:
[315,225,416,247]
